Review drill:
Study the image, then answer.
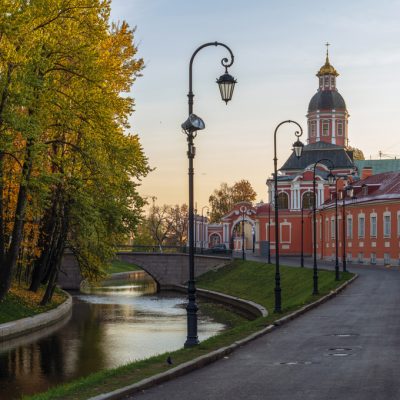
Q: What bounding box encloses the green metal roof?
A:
[354,159,400,175]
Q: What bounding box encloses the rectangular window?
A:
[370,215,377,237]
[331,218,335,239]
[384,253,391,265]
[358,215,365,238]
[370,252,376,264]
[358,252,364,263]
[384,214,391,237]
[311,121,316,137]
[337,121,343,136]
[322,121,329,136]
[347,216,353,239]
[325,220,329,241]
[347,253,352,263]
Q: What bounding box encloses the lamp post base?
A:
[185,300,199,347]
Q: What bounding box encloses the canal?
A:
[0,272,227,399]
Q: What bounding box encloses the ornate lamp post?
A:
[273,120,304,312]
[300,204,304,268]
[181,42,236,348]
[341,183,354,273]
[240,205,248,260]
[268,203,271,264]
[312,159,335,295]
[194,207,197,254]
[201,206,209,254]
[333,177,346,281]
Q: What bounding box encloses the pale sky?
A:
[110,0,400,210]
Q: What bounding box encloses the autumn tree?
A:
[147,204,174,250]
[0,0,150,302]
[208,180,257,222]
[168,204,188,247]
[347,146,365,161]
[135,203,189,249]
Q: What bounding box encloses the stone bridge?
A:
[58,251,231,290]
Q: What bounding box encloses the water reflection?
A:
[0,272,225,399]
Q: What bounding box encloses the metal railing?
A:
[116,245,232,256]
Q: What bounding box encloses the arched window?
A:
[302,192,314,209]
[277,192,289,209]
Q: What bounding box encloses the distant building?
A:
[202,49,400,265]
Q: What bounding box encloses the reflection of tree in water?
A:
[39,335,64,377]
[70,300,108,377]
[0,274,207,400]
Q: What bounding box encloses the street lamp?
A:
[240,205,248,260]
[194,206,197,254]
[333,177,346,281]
[201,205,209,254]
[300,204,304,268]
[341,183,354,273]
[268,203,271,264]
[273,120,304,313]
[312,159,335,295]
[181,42,236,348]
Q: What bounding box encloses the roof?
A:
[308,90,346,113]
[317,55,339,77]
[353,172,400,196]
[324,171,400,208]
[354,159,400,175]
[280,141,354,171]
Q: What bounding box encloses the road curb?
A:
[89,274,358,400]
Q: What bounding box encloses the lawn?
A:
[0,285,67,324]
[107,259,141,274]
[23,260,354,400]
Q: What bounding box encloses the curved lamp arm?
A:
[188,42,235,114]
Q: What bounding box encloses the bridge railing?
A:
[116,245,232,256]
[117,245,186,253]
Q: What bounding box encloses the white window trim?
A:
[397,211,400,237]
[370,213,377,238]
[358,214,365,239]
[322,120,329,136]
[347,215,353,239]
[337,120,343,136]
[383,212,391,238]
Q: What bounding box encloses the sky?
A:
[110,0,400,210]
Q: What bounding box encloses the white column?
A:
[332,114,336,144]
[223,223,229,245]
[290,187,294,210]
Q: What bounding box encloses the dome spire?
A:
[317,43,339,77]
[325,42,330,63]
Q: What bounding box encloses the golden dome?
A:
[317,54,339,77]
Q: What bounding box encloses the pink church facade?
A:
[196,50,400,266]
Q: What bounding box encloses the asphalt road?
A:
[127,261,400,400]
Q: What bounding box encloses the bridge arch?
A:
[59,251,231,290]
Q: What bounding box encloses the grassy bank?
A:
[0,285,67,324]
[108,259,141,274]
[24,260,354,400]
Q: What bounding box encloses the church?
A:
[197,50,400,266]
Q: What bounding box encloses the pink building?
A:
[199,50,400,265]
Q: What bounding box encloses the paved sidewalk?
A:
[128,261,400,400]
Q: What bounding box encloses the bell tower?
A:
[307,44,349,147]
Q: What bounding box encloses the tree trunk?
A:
[41,202,69,305]
[29,193,60,292]
[0,139,34,301]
